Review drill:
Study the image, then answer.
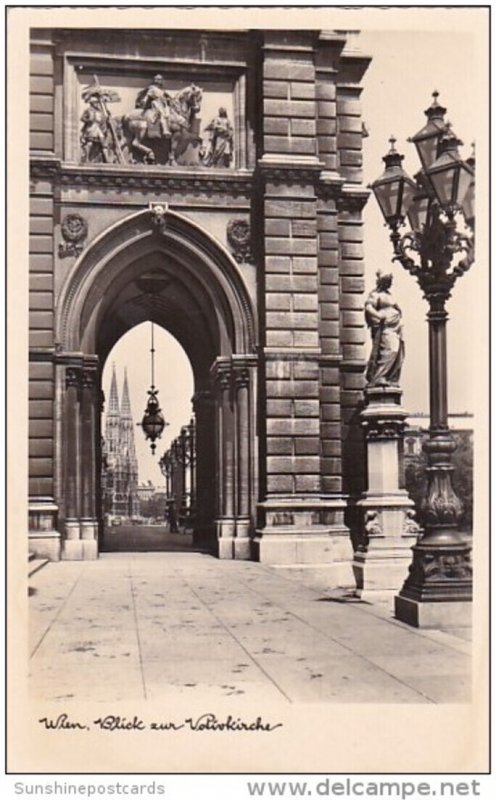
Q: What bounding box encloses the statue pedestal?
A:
[354,386,420,598]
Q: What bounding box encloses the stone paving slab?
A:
[29,552,471,705]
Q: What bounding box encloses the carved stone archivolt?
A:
[79,75,234,169]
[59,213,88,258]
[227,219,253,263]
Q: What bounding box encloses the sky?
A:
[103,20,485,486]
[359,27,482,423]
[103,325,194,487]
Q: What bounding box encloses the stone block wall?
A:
[257,31,370,546]
[29,33,57,512]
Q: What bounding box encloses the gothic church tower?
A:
[103,365,140,520]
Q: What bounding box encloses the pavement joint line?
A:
[29,555,470,704]
[255,563,472,656]
[228,568,438,704]
[175,560,437,703]
[169,561,294,704]
[30,565,85,660]
[128,560,148,701]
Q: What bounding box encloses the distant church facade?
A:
[28,26,372,575]
[101,367,140,523]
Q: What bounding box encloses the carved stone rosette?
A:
[59,213,88,258]
[227,219,254,263]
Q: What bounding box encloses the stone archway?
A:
[54,206,258,560]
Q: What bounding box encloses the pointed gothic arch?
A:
[56,207,256,359]
[54,207,258,560]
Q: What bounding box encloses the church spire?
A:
[108,363,119,415]
[121,367,132,418]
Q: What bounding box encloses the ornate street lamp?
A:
[139,322,169,455]
[159,451,173,497]
[369,92,475,627]
[408,90,448,171]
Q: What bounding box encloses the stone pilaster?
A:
[212,360,236,558]
[62,363,83,558]
[251,30,372,579]
[260,30,321,506]
[192,389,216,549]
[79,358,99,557]
[233,361,253,559]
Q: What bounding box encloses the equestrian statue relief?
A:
[121,75,203,165]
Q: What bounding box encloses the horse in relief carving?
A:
[120,84,203,165]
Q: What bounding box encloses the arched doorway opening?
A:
[100,323,195,552]
[54,207,257,560]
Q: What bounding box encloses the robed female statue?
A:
[365,272,405,387]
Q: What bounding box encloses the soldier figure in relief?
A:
[80,94,111,163]
[365,271,405,386]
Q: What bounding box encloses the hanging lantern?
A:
[141,388,166,455]
[139,322,168,455]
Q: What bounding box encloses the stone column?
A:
[62,365,82,558]
[79,360,98,558]
[188,419,196,525]
[354,386,419,597]
[192,390,215,550]
[213,362,236,558]
[233,364,251,559]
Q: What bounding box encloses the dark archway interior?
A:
[93,250,224,553]
[56,210,256,560]
[95,250,221,386]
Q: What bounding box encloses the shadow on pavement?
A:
[100,524,202,553]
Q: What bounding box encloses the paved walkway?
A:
[29,552,471,704]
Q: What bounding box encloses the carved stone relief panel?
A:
[75,71,237,169]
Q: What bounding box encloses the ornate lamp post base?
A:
[395,588,472,628]
[394,430,472,628]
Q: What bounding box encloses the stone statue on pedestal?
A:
[354,272,418,598]
[365,272,404,387]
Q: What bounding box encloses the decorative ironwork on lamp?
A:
[368,91,475,626]
[139,322,169,455]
